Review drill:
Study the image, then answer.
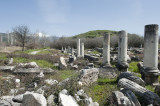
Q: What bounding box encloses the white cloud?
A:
[36,0,70,23]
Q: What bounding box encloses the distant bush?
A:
[128,34,144,48]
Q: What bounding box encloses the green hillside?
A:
[73,30,118,38]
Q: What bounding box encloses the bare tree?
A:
[12,25,30,51]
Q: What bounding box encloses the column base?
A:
[141,68,160,85]
[102,63,111,68]
[116,62,129,72]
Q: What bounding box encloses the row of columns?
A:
[102,24,159,85]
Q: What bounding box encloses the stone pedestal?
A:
[77,39,80,57]
[103,32,110,66]
[116,30,129,72]
[142,24,160,85]
[80,43,84,57]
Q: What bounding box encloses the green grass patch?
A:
[0,54,7,60]
[86,78,117,105]
[145,85,154,92]
[90,50,99,54]
[58,70,77,81]
[128,62,139,73]
[13,57,56,69]
[46,70,77,82]
[36,50,52,55]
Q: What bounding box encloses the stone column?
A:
[116,30,129,72]
[61,47,64,51]
[71,48,75,56]
[103,32,110,66]
[77,39,80,57]
[142,24,160,85]
[11,35,13,45]
[80,43,84,57]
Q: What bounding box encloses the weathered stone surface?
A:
[118,78,160,105]
[44,79,58,85]
[12,94,23,103]
[117,30,128,72]
[15,78,20,88]
[78,68,99,85]
[75,89,99,106]
[5,58,13,65]
[37,72,44,78]
[80,43,84,57]
[121,88,141,106]
[47,94,56,106]
[0,100,11,106]
[22,92,47,106]
[0,66,16,72]
[117,72,145,87]
[84,54,99,62]
[142,24,160,85]
[1,95,21,106]
[112,91,131,106]
[71,65,78,70]
[77,39,81,57]
[103,32,110,66]
[18,62,39,68]
[99,66,118,78]
[69,55,76,63]
[14,68,55,74]
[59,89,79,106]
[59,57,67,69]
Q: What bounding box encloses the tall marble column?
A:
[116,30,129,72]
[77,39,80,57]
[80,43,84,57]
[103,32,110,66]
[142,24,160,85]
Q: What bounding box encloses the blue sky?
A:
[0,0,160,36]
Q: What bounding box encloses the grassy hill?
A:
[73,30,118,38]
